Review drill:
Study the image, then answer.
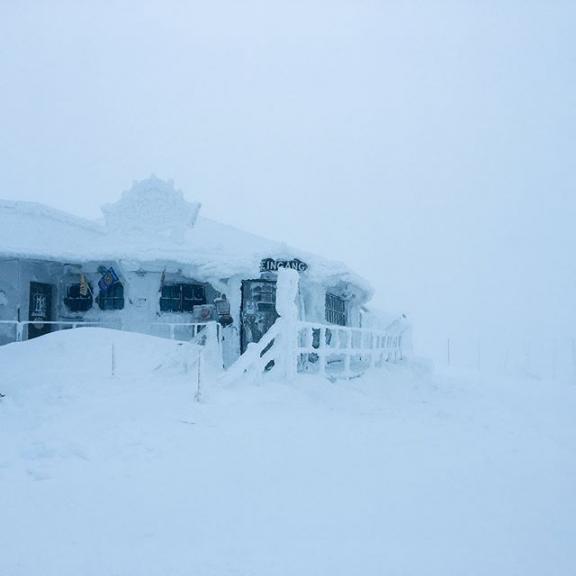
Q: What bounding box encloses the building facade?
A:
[0,177,408,375]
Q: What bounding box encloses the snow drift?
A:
[1,329,575,576]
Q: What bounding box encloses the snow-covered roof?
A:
[0,177,372,295]
[0,199,105,262]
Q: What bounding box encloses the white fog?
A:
[1,2,575,575]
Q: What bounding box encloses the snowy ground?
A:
[1,329,575,576]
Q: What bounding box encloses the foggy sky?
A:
[1,0,575,357]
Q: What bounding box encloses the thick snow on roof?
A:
[0,199,104,262]
[0,177,371,293]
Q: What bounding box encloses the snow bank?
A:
[1,331,574,576]
[0,328,202,401]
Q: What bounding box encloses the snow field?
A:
[1,329,575,576]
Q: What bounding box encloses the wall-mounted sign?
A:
[98,267,120,292]
[260,258,309,273]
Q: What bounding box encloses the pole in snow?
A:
[572,339,576,383]
[194,349,202,402]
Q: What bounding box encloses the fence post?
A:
[572,339,576,382]
[195,349,202,402]
[344,329,351,375]
[111,343,116,377]
[319,327,327,377]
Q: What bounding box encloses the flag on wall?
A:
[98,267,120,292]
[79,274,89,297]
[159,268,166,292]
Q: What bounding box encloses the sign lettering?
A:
[260,258,309,273]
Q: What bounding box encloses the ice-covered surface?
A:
[1,328,575,576]
[0,177,371,292]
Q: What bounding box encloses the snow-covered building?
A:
[0,177,409,377]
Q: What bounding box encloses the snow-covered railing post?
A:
[275,268,300,381]
[318,326,327,377]
[201,321,224,373]
[343,329,351,376]
[16,321,23,342]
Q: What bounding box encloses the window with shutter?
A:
[325,293,347,326]
[64,283,93,312]
[160,283,206,313]
[97,283,125,310]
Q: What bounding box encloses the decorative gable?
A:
[102,175,201,241]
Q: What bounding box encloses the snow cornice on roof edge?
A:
[0,199,105,234]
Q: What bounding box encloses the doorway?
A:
[28,282,53,339]
[240,279,278,354]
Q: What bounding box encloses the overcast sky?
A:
[1,0,575,358]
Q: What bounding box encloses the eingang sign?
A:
[260,258,309,273]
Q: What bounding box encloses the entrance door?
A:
[28,282,53,339]
[240,279,279,354]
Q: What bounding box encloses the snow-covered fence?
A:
[0,319,224,375]
[221,319,408,383]
[150,321,220,342]
[296,322,406,377]
[0,320,22,343]
[0,319,221,346]
[434,335,576,380]
[220,318,285,384]
[0,320,117,342]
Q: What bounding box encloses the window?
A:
[160,283,206,313]
[64,283,93,312]
[326,293,346,326]
[96,283,125,310]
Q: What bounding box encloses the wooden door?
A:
[240,279,278,354]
